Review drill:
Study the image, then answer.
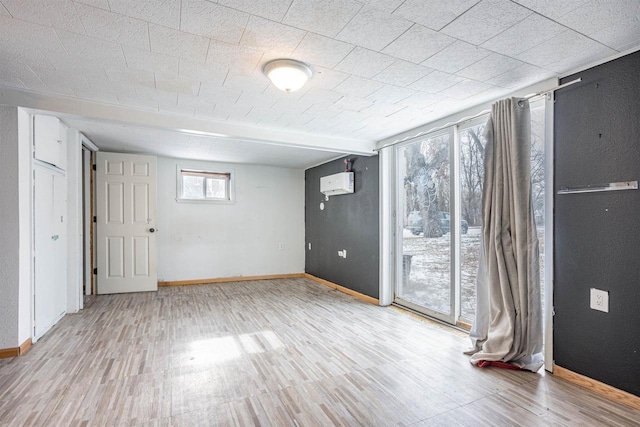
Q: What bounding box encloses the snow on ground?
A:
[400,227,545,321]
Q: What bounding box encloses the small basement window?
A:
[177,168,234,203]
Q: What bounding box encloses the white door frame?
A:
[81,136,98,299]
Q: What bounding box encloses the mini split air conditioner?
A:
[320,172,354,197]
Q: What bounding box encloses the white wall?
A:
[0,106,20,349]
[157,157,305,281]
[17,108,32,344]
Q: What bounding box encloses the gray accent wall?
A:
[305,155,379,299]
[554,50,640,396]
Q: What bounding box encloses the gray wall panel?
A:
[305,155,379,299]
[554,50,640,396]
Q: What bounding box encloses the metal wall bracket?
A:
[557,181,638,194]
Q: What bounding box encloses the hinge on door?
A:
[93,268,97,275]
[93,216,97,223]
[92,164,96,171]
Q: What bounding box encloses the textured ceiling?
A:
[0,0,639,166]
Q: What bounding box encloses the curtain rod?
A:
[375,78,582,152]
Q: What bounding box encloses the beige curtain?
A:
[467,98,544,372]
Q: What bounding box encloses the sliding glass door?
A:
[394,103,546,328]
[396,130,454,323]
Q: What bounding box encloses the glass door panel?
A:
[459,121,487,323]
[396,131,453,321]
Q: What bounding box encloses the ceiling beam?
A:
[0,86,377,156]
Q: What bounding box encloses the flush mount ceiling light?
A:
[263,59,313,93]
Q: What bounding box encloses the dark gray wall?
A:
[305,155,379,299]
[554,50,640,396]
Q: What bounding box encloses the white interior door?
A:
[34,167,67,340]
[96,152,157,294]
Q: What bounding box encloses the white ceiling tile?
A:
[56,29,127,67]
[486,63,554,88]
[106,69,156,88]
[422,40,492,73]
[240,15,306,56]
[292,33,354,69]
[206,40,263,74]
[336,6,412,51]
[393,0,480,31]
[334,75,385,97]
[456,53,523,81]
[246,106,285,125]
[108,0,181,29]
[436,79,495,99]
[28,66,90,95]
[441,0,532,45]
[333,110,370,124]
[515,30,602,68]
[510,0,586,20]
[332,95,374,111]
[307,67,350,90]
[556,0,640,38]
[361,101,406,117]
[397,91,440,107]
[122,45,180,77]
[0,62,39,89]
[178,60,228,86]
[298,87,344,106]
[222,70,270,93]
[0,15,66,53]
[481,14,566,56]
[85,75,136,95]
[155,77,201,96]
[591,15,640,51]
[74,0,110,10]
[409,70,465,93]
[373,60,433,87]
[303,104,341,119]
[177,93,218,111]
[74,3,150,50]
[218,0,292,21]
[334,47,396,79]
[0,40,55,70]
[382,24,456,63]
[367,84,414,104]
[0,2,11,15]
[235,90,283,109]
[1,0,85,34]
[134,85,178,105]
[149,24,209,63]
[544,43,615,74]
[283,0,363,37]
[358,0,404,13]
[180,0,249,44]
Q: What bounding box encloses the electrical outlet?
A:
[342,250,347,258]
[337,250,343,257]
[590,288,609,313]
[308,243,311,250]
[277,243,285,250]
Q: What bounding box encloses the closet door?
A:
[34,167,67,340]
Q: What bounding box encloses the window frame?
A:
[176,166,235,204]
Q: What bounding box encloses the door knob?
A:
[149,228,156,233]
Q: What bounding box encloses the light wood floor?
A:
[1,278,638,426]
